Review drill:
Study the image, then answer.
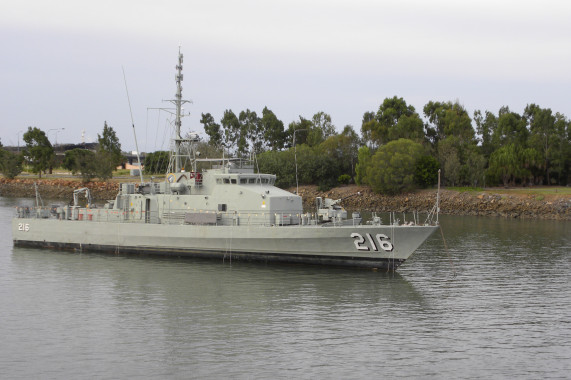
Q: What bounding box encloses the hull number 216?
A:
[18,223,30,232]
[351,233,393,252]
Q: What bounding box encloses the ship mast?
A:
[172,48,190,173]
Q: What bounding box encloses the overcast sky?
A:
[2,0,570,152]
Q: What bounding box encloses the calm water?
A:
[1,197,570,379]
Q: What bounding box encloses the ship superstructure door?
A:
[145,198,151,223]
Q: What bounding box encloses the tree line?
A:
[196,99,570,193]
[0,122,124,182]
[3,98,569,194]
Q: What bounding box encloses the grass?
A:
[446,186,484,192]
[493,187,571,196]
[443,186,570,197]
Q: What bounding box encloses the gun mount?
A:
[316,192,361,223]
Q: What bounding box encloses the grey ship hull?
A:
[12,219,438,269]
[12,50,440,270]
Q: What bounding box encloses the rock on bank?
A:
[291,185,571,221]
[0,178,119,202]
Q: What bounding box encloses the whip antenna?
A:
[122,66,145,183]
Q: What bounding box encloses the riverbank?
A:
[293,185,571,220]
[1,178,569,220]
[0,178,119,203]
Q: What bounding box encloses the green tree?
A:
[464,148,487,187]
[487,144,541,186]
[200,113,223,147]
[414,155,440,188]
[317,125,360,180]
[94,153,114,181]
[308,111,336,147]
[23,126,54,178]
[286,116,313,147]
[97,122,123,164]
[377,96,415,129]
[239,109,262,154]
[0,145,24,179]
[96,122,123,181]
[473,109,498,159]
[143,151,170,174]
[221,109,242,153]
[260,107,286,151]
[355,145,372,185]
[424,101,475,146]
[525,104,557,184]
[551,113,571,185]
[367,139,425,194]
[63,148,97,182]
[360,111,384,148]
[257,149,295,188]
[388,113,425,143]
[361,96,417,148]
[492,111,528,147]
[437,137,461,186]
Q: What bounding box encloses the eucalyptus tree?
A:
[423,101,475,145]
[492,110,528,147]
[239,109,262,154]
[260,107,286,151]
[221,109,241,153]
[525,104,558,184]
[361,96,417,148]
[552,113,571,185]
[308,111,336,147]
[473,109,498,159]
[200,112,223,148]
[286,116,313,147]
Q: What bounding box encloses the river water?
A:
[1,196,570,379]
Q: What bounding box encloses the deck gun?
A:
[316,192,361,223]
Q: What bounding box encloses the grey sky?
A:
[1,0,570,152]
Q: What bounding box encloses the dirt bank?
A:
[0,178,120,203]
[291,185,571,221]
[1,178,569,220]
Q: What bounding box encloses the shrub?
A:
[367,139,424,194]
[338,174,351,185]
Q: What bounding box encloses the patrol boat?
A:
[12,51,439,269]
